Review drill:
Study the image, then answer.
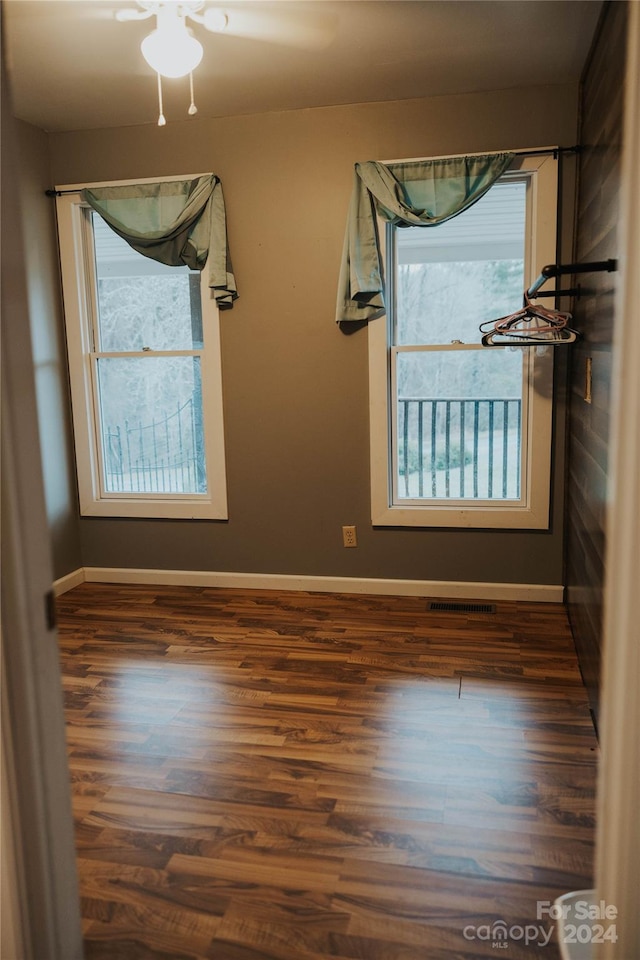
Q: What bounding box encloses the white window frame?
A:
[56,174,228,520]
[369,152,558,529]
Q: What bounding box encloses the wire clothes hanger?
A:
[480,292,580,347]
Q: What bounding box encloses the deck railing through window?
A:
[398,398,522,500]
[103,396,206,495]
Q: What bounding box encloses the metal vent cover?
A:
[427,601,496,614]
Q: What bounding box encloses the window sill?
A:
[371,501,550,529]
[79,497,228,521]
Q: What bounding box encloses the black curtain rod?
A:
[45,146,582,196]
[513,144,581,159]
[527,259,618,299]
[45,188,82,197]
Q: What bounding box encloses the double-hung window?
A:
[369,153,558,528]
[56,178,228,519]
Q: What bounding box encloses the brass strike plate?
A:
[584,357,593,404]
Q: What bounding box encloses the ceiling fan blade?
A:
[203,5,336,50]
[115,8,155,22]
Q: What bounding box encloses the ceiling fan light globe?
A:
[141,27,203,79]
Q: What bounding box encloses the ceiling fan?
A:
[115,1,336,124]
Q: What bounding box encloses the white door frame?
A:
[1,47,83,960]
[595,4,640,957]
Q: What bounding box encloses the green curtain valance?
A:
[82,174,238,310]
[336,152,515,325]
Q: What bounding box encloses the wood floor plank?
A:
[57,583,599,959]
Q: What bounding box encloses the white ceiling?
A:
[3,0,603,134]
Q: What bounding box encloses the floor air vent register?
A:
[427,601,496,614]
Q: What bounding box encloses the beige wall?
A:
[44,84,578,585]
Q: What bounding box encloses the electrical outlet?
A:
[342,525,357,548]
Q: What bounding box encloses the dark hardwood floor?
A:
[56,584,599,959]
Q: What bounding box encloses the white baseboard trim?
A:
[79,566,564,603]
[52,568,85,597]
